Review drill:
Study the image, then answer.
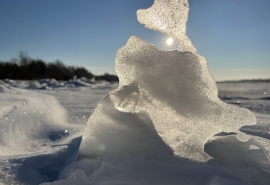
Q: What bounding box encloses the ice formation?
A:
[79,0,259,162]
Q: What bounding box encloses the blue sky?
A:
[0,0,269,80]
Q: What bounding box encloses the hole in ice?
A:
[135,29,178,50]
[166,37,174,45]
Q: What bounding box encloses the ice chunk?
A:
[79,0,258,161]
[79,0,267,173]
[80,35,256,161]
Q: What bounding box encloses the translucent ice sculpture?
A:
[79,0,269,167]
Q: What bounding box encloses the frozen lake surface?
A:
[0,79,269,185]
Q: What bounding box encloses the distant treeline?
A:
[0,52,118,82]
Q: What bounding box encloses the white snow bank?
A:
[0,86,77,156]
[2,78,109,91]
[0,82,16,93]
[0,82,116,184]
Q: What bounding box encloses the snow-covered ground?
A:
[0,79,117,184]
[0,79,269,185]
[218,82,270,140]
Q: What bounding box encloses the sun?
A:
[166,37,173,45]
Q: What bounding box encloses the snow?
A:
[0,80,269,184]
[0,80,117,184]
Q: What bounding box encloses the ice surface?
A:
[218,82,270,115]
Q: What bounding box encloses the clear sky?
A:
[0,0,269,81]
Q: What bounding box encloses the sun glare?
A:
[166,37,173,45]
